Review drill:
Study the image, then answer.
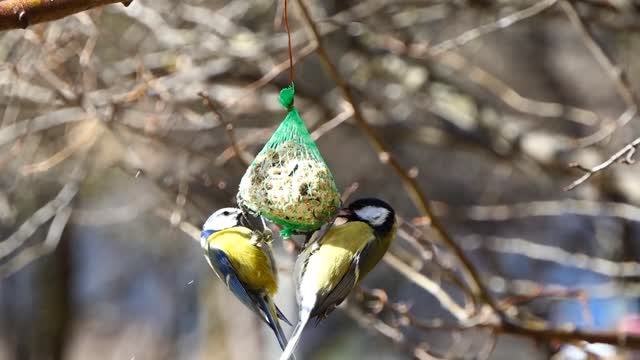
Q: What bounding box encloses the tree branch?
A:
[0,0,131,31]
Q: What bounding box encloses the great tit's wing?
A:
[310,228,379,320]
[205,247,269,324]
[310,252,360,320]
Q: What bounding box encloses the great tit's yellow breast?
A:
[302,222,373,295]
[209,227,277,295]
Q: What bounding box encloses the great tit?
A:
[280,198,397,360]
[201,207,292,351]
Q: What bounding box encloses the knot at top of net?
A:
[278,84,295,110]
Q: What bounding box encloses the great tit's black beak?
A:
[337,208,353,217]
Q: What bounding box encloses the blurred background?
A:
[2,0,640,359]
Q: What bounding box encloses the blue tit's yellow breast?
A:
[209,227,277,295]
[301,222,373,295]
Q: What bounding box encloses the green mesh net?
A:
[237,84,341,237]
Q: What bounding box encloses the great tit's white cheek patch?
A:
[355,206,390,226]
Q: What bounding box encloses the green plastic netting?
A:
[237,84,341,238]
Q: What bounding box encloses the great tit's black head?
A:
[201,207,243,248]
[338,198,396,235]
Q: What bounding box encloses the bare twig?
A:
[565,135,640,190]
[0,163,84,278]
[355,288,640,350]
[561,0,639,146]
[420,198,640,224]
[461,234,640,278]
[428,0,559,57]
[198,91,250,168]
[310,101,354,140]
[384,252,470,321]
[0,168,83,260]
[0,206,73,278]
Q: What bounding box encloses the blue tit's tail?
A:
[279,309,311,360]
[258,295,292,355]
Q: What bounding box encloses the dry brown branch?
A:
[0,0,131,31]
[295,0,503,318]
[565,135,640,190]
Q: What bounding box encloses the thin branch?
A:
[0,163,84,278]
[384,252,471,322]
[462,234,640,278]
[295,0,503,318]
[565,135,640,191]
[0,206,73,278]
[310,101,354,140]
[428,0,559,57]
[222,43,317,109]
[560,0,640,146]
[0,0,131,31]
[419,198,640,224]
[0,107,86,147]
[198,91,250,168]
[357,23,602,127]
[0,168,83,260]
[560,0,638,109]
[357,288,640,350]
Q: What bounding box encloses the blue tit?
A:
[280,198,397,360]
[201,207,292,351]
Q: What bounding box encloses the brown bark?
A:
[0,0,131,31]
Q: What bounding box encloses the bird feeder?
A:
[237,84,341,238]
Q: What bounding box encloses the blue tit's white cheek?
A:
[202,208,242,232]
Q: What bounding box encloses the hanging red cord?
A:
[283,0,294,84]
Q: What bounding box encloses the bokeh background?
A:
[2,0,640,359]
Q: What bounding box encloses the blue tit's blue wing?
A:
[205,247,269,324]
[256,295,290,351]
[206,246,291,351]
[276,305,293,326]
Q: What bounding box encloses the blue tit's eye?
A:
[223,211,230,216]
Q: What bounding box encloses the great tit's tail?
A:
[279,310,311,360]
[259,296,291,355]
